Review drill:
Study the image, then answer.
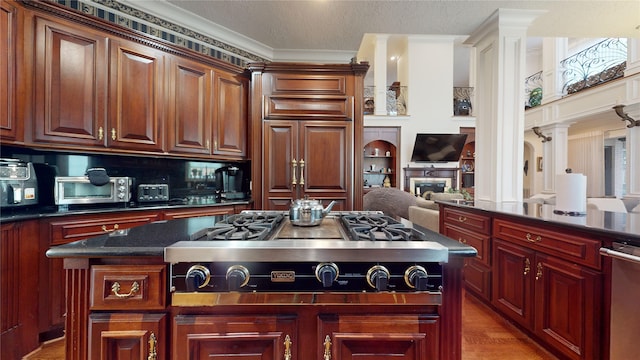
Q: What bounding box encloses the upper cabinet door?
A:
[213,72,247,158]
[108,39,164,152]
[33,16,108,147]
[1,1,18,141]
[167,56,213,155]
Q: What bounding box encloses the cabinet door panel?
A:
[263,121,297,202]
[1,1,17,140]
[172,315,296,360]
[167,57,212,154]
[492,239,534,328]
[214,73,247,158]
[89,313,166,360]
[534,254,601,360]
[300,121,351,206]
[34,17,107,146]
[109,40,164,152]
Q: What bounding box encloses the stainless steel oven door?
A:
[600,242,640,360]
[54,176,131,205]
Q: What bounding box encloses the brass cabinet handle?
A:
[458,216,467,222]
[535,263,543,280]
[323,335,332,360]
[148,332,157,360]
[283,334,291,360]
[526,233,542,243]
[98,126,104,140]
[102,224,119,232]
[524,258,531,276]
[111,281,140,298]
[292,159,297,186]
[111,128,116,141]
[206,139,210,150]
[458,237,467,244]
[299,158,305,186]
[214,139,218,150]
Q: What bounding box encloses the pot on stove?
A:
[289,196,336,226]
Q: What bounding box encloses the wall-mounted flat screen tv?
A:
[410,133,468,162]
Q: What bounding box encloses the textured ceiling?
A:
[162,0,640,52]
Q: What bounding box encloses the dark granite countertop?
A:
[440,199,640,243]
[0,198,252,223]
[46,214,477,259]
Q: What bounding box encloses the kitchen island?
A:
[47,213,476,360]
[438,199,640,360]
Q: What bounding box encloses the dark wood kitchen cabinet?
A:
[213,71,248,159]
[39,211,161,340]
[1,220,40,359]
[166,56,214,155]
[108,38,165,152]
[1,0,19,141]
[492,219,603,360]
[249,62,369,210]
[263,119,352,210]
[32,15,108,147]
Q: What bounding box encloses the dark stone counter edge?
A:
[0,199,253,223]
[437,199,640,243]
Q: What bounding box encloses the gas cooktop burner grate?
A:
[341,214,426,241]
[190,213,284,241]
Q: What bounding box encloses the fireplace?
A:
[410,177,452,196]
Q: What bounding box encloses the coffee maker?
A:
[0,158,39,208]
[215,165,247,200]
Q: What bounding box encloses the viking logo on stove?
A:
[271,271,296,282]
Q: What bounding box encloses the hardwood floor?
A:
[22,290,557,359]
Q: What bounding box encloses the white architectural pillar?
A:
[625,106,640,199]
[464,9,544,202]
[541,37,567,103]
[540,124,569,193]
[625,37,640,77]
[374,35,389,116]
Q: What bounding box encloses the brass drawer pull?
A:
[284,334,292,360]
[458,237,467,244]
[323,335,332,360]
[525,233,542,243]
[458,216,467,222]
[102,224,119,232]
[111,281,140,298]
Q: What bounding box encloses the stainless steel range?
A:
[166,211,448,294]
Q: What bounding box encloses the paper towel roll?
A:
[555,173,587,214]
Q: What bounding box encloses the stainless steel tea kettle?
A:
[289,196,336,226]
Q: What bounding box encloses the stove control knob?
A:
[404,265,429,291]
[315,262,339,288]
[226,265,250,291]
[185,265,211,291]
[366,265,390,291]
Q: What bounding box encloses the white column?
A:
[625,37,640,77]
[540,124,569,193]
[464,9,544,202]
[374,35,389,116]
[625,106,640,199]
[541,37,567,103]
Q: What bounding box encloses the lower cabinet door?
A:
[534,254,601,360]
[88,313,166,360]
[318,314,439,360]
[172,315,297,360]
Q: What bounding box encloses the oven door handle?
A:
[600,247,640,264]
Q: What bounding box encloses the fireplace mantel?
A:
[403,166,459,194]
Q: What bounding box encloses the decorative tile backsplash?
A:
[53,0,269,67]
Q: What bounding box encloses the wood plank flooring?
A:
[22,290,557,359]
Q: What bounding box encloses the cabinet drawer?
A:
[270,73,347,94]
[264,95,353,120]
[90,265,166,310]
[48,212,160,245]
[493,219,601,270]
[443,224,490,266]
[442,207,490,235]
